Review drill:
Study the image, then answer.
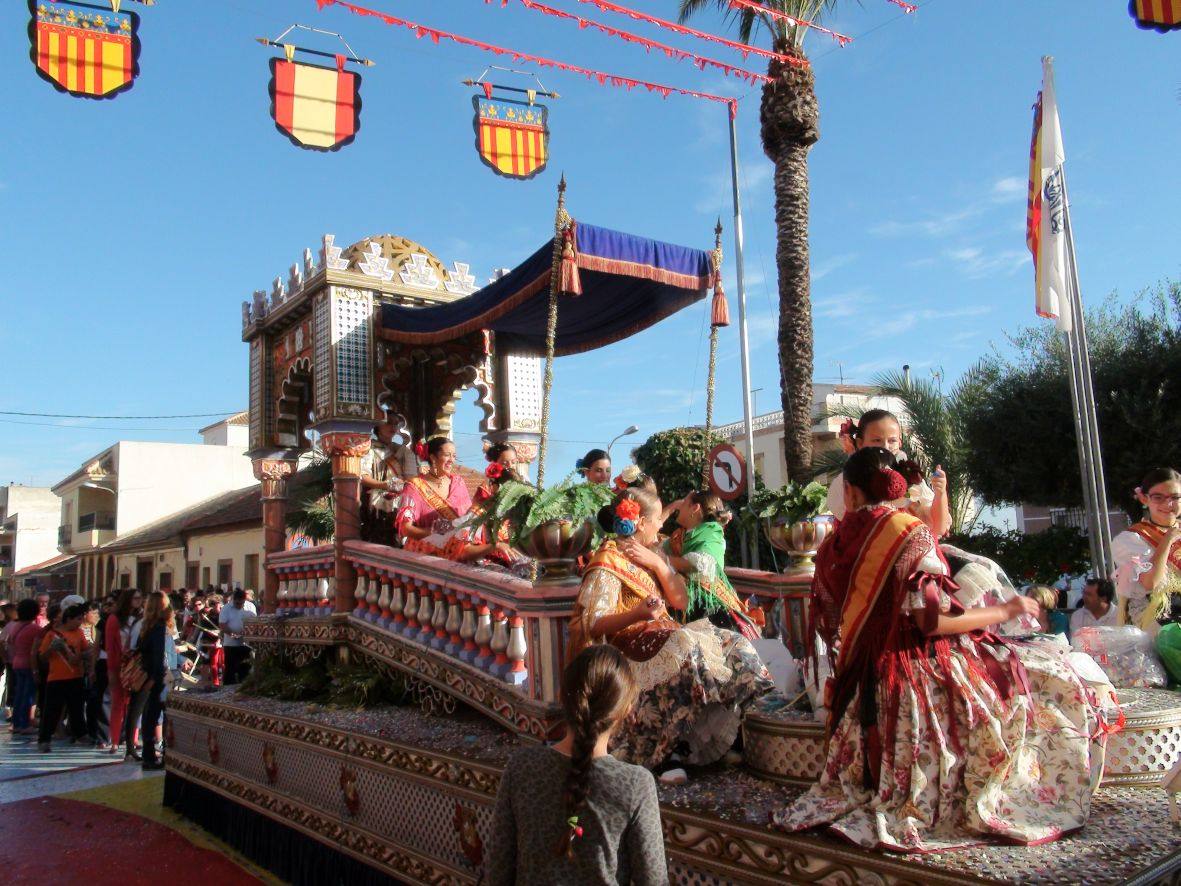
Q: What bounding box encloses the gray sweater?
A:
[487,744,669,886]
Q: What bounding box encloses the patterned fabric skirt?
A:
[610,619,773,769]
[773,636,1117,852]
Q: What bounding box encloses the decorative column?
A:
[320,432,370,613]
[253,457,298,614]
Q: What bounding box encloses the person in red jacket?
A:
[105,587,142,757]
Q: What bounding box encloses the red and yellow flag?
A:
[473,96,549,180]
[29,0,139,100]
[268,58,361,152]
[1130,0,1181,31]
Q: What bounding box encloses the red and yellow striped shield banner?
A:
[1131,0,1181,31]
[29,0,139,100]
[268,58,361,152]
[473,96,549,180]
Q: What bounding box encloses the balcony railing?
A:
[58,524,72,545]
[78,511,116,532]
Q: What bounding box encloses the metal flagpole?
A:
[1062,317,1105,575]
[1061,170,1112,577]
[728,105,759,569]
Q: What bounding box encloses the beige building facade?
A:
[0,485,61,597]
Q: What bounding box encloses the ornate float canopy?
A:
[240,191,719,466]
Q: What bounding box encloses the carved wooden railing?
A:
[269,545,336,616]
[254,542,809,739]
[728,567,813,659]
[252,541,577,740]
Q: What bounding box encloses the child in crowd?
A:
[828,409,951,537]
[488,645,668,885]
[1027,584,1069,637]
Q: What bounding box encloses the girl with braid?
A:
[487,645,667,885]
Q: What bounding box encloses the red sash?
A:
[406,476,460,523]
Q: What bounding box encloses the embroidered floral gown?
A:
[569,540,773,768]
[774,506,1119,852]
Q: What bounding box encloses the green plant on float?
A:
[238,654,330,702]
[325,660,409,708]
[472,474,614,548]
[285,458,335,544]
[749,481,829,526]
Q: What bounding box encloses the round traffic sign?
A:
[707,442,746,501]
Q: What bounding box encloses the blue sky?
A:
[2,0,1178,489]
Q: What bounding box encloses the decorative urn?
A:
[519,519,595,583]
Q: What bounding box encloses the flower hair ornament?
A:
[612,464,642,492]
[613,498,642,537]
[414,440,428,460]
[575,457,587,471]
[485,462,505,481]
[839,418,856,439]
[870,467,909,503]
[567,814,584,841]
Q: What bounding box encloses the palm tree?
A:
[677,1,837,483]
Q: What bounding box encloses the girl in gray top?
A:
[487,646,668,885]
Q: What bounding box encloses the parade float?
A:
[162,182,1181,885]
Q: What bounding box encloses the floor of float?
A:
[191,688,1181,885]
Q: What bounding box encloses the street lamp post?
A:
[607,425,640,455]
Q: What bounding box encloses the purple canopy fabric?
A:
[378,222,714,356]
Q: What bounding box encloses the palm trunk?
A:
[762,48,819,482]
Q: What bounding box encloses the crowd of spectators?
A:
[0,585,257,769]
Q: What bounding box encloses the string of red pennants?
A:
[317,0,740,111]
[488,0,780,82]
[569,0,801,63]
[724,0,853,47]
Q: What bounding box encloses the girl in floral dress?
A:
[568,488,772,768]
[775,447,1119,852]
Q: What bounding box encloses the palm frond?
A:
[679,0,851,49]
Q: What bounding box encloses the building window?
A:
[120,573,130,589]
[185,562,200,590]
[159,571,172,590]
[245,554,259,593]
[201,566,211,589]
[217,559,233,590]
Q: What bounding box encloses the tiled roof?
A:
[13,552,76,576]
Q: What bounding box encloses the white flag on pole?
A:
[1027,56,1072,332]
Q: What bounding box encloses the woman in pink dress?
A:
[396,437,512,563]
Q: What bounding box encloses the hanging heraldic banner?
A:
[29,0,140,100]
[473,95,549,180]
[1129,0,1181,32]
[269,57,361,152]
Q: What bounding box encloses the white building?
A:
[51,412,256,598]
[0,485,62,598]
[713,384,907,489]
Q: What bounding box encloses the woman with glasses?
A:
[1113,468,1181,635]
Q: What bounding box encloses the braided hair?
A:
[556,645,638,858]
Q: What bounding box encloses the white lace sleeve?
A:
[917,479,935,507]
[578,569,622,638]
[684,551,717,582]
[1112,531,1153,602]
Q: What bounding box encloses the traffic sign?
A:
[706,442,746,501]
